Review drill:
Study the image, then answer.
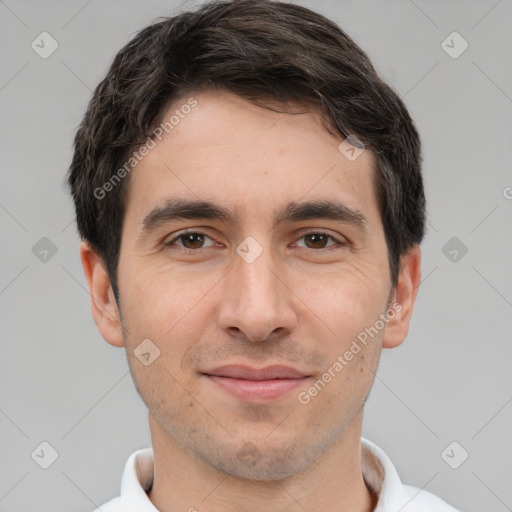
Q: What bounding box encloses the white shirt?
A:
[93,438,461,511]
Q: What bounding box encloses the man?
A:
[67,0,461,510]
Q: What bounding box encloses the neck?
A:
[147,412,377,512]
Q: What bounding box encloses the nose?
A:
[216,241,298,343]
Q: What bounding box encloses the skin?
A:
[81,89,421,512]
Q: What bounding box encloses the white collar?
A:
[109,438,458,511]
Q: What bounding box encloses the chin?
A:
[194,436,326,482]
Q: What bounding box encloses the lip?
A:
[204,364,308,380]
[202,364,310,402]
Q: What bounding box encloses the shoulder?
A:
[90,497,124,512]
[89,447,156,512]
[394,484,461,511]
[90,495,157,512]
[361,438,462,512]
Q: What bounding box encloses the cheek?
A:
[295,267,388,338]
[120,265,216,335]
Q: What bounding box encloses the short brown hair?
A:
[67,0,425,297]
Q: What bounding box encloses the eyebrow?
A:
[140,197,368,236]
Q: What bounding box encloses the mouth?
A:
[202,364,311,402]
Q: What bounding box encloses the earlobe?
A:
[80,241,125,347]
[382,245,422,349]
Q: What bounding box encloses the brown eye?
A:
[297,232,340,249]
[179,233,205,249]
[166,231,215,250]
[303,233,330,249]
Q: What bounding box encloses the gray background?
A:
[1,0,511,511]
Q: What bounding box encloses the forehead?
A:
[124,89,380,227]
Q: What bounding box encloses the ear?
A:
[382,244,421,349]
[80,241,125,347]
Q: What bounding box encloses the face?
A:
[110,90,400,479]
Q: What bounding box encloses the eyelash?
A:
[164,229,347,253]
